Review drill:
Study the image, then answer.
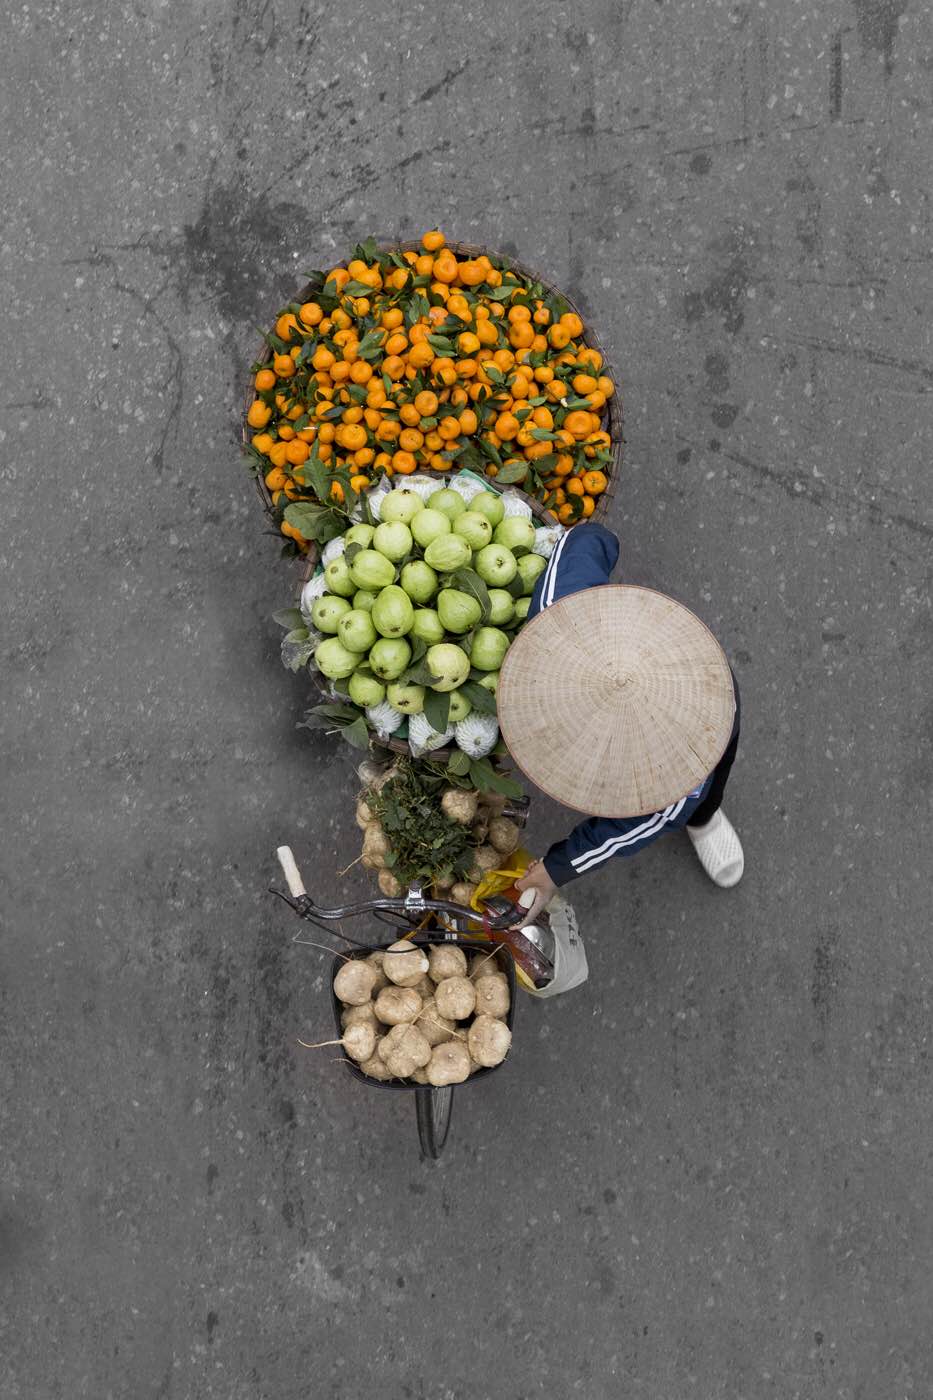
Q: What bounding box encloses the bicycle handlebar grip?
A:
[276,846,306,898]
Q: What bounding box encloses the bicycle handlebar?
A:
[275,845,495,927]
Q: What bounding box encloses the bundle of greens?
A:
[359,760,522,896]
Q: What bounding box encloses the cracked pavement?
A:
[1,1,931,1397]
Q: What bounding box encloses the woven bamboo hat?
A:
[497,585,735,818]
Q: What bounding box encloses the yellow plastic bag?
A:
[469,848,535,912]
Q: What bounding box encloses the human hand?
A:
[513,860,557,927]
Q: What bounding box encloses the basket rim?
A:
[330,934,516,1091]
[241,237,622,528]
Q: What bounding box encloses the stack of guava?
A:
[306,482,549,757]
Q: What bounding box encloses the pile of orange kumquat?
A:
[243,232,618,551]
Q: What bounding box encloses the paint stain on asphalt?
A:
[683,226,757,336]
[811,924,844,1052]
[852,0,909,73]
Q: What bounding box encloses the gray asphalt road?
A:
[2,2,931,1397]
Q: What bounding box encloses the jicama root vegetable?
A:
[333,959,379,1006]
[412,974,436,999]
[428,944,468,983]
[377,868,402,897]
[362,823,390,870]
[377,1023,432,1078]
[416,997,457,1047]
[374,985,423,1025]
[410,1064,430,1085]
[467,1015,512,1067]
[471,816,489,843]
[382,938,430,987]
[299,1022,376,1064]
[359,1053,393,1082]
[341,1002,378,1032]
[450,881,477,907]
[364,951,390,992]
[473,972,510,1019]
[440,788,478,825]
[355,797,375,830]
[434,975,476,1021]
[467,845,500,882]
[427,1040,472,1086]
[470,950,502,980]
[488,817,520,855]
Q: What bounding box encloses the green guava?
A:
[348,672,386,707]
[447,688,473,722]
[452,510,493,550]
[345,523,375,549]
[400,560,438,605]
[315,636,359,679]
[368,637,412,680]
[337,608,378,653]
[470,626,510,671]
[517,553,547,595]
[371,584,415,638]
[324,557,356,598]
[386,681,426,714]
[469,491,505,527]
[349,549,396,591]
[487,588,514,625]
[411,608,445,644]
[474,543,518,586]
[380,489,424,525]
[427,488,467,521]
[494,516,536,556]
[424,534,472,572]
[410,508,452,548]
[311,595,352,634]
[437,587,482,634]
[425,643,471,691]
[373,520,413,562]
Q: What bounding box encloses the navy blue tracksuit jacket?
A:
[529,524,714,888]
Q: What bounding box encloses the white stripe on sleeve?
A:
[570,799,687,873]
[541,530,571,609]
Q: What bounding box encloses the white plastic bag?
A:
[402,474,438,501]
[449,474,485,504]
[367,478,393,520]
[525,896,589,998]
[321,536,346,566]
[499,490,533,520]
[532,525,564,559]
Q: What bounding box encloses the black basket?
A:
[330,934,516,1091]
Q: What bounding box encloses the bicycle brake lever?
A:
[268,884,311,916]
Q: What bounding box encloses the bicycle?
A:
[272,846,518,1159]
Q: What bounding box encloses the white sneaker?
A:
[686,810,744,887]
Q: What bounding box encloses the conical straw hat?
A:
[497,585,735,818]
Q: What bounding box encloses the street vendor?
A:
[496,523,744,927]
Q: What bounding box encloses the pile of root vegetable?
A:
[327,939,512,1084]
[358,760,522,900]
[242,230,617,553]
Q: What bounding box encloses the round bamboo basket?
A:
[241,239,623,538]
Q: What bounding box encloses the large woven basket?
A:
[241,239,623,537]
